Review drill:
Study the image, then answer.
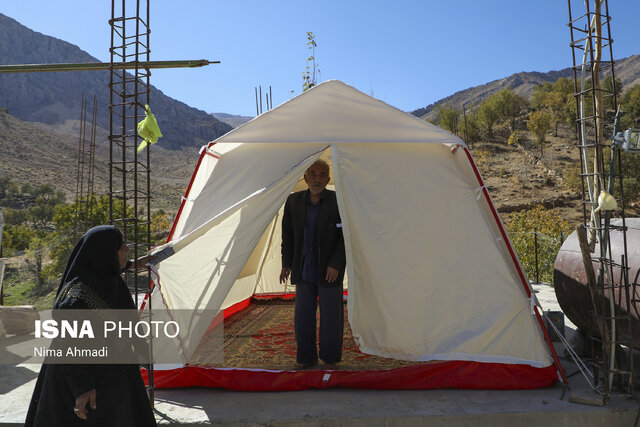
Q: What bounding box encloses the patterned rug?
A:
[190,298,422,370]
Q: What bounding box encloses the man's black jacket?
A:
[281,189,346,286]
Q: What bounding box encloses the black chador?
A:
[25,226,156,427]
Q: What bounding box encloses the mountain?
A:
[411,54,640,120]
[0,13,232,151]
[211,113,253,129]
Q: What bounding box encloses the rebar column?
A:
[74,95,97,241]
[567,0,634,401]
[109,0,154,402]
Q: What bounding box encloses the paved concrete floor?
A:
[1,284,639,426]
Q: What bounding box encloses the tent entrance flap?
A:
[150,147,329,362]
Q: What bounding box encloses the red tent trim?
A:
[462,146,568,386]
[141,361,557,391]
[167,142,218,242]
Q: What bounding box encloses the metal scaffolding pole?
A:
[0,59,217,74]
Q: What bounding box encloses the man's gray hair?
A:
[305,159,330,176]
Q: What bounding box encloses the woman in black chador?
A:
[25,225,157,426]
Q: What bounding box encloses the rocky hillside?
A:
[0,13,232,151]
[469,120,640,229]
[412,54,640,120]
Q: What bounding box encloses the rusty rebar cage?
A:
[73,94,97,241]
[108,0,151,305]
[108,0,154,401]
[567,0,634,401]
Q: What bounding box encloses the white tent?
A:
[145,80,564,390]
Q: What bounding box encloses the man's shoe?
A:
[296,360,318,370]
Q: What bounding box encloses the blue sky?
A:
[1,1,638,117]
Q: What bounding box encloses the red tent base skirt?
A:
[142,362,558,391]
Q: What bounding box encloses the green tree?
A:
[0,175,14,201]
[21,183,34,195]
[5,181,20,201]
[1,223,36,253]
[27,185,66,231]
[542,91,568,136]
[25,235,49,290]
[620,83,640,129]
[463,110,483,145]
[478,98,500,139]
[602,75,623,111]
[3,208,28,225]
[2,207,37,254]
[436,106,460,135]
[2,183,66,233]
[527,110,552,157]
[52,194,111,232]
[506,206,572,284]
[552,77,574,98]
[531,78,575,136]
[40,230,73,284]
[531,82,553,110]
[151,210,172,245]
[493,89,527,130]
[44,194,144,284]
[604,146,640,207]
[575,77,596,120]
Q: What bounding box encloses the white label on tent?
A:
[323,373,331,382]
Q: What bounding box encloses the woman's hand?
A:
[74,388,96,419]
[130,254,157,270]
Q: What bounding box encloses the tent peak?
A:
[205,79,465,146]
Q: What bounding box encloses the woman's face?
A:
[117,243,130,270]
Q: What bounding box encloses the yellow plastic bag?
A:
[594,190,617,213]
[137,104,163,152]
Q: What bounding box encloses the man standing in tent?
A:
[279,159,346,370]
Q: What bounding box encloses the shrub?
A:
[2,224,36,252]
[563,164,583,196]
[508,131,520,145]
[506,206,572,284]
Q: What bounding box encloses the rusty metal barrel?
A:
[553,218,640,349]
